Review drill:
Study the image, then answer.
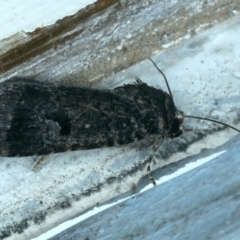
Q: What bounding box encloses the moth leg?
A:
[32,154,49,171]
[146,137,164,186]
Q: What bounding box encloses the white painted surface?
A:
[45,135,240,240]
[32,150,227,240]
[0,0,95,40]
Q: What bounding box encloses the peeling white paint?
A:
[0,0,96,40]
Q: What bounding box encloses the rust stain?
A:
[0,0,118,73]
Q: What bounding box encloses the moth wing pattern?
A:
[0,77,177,158]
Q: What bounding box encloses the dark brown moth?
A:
[0,58,239,185]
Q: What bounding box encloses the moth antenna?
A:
[184,115,240,133]
[147,58,173,99]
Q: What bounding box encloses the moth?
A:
[0,58,239,185]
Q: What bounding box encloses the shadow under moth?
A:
[0,58,239,185]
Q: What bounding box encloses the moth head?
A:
[148,57,240,138]
[168,110,184,138]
